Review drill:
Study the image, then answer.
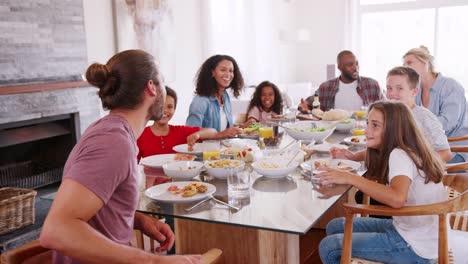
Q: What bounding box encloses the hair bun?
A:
[419,45,431,55]
[85,63,110,88]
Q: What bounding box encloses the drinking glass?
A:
[202,140,221,161]
[227,170,251,201]
[258,124,274,139]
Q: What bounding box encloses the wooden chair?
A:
[133,230,223,264]
[0,240,51,264]
[446,162,468,172]
[1,234,223,264]
[341,173,468,264]
[447,134,468,154]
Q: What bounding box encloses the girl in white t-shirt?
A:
[245,81,283,124]
[317,101,446,264]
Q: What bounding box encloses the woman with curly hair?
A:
[186,55,244,135]
[245,81,283,124]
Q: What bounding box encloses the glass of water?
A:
[227,169,251,203]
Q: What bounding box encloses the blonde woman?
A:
[403,46,468,162]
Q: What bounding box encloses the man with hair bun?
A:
[40,50,200,264]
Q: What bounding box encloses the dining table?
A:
[137,127,366,264]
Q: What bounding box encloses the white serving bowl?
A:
[162,161,204,180]
[282,121,335,141]
[335,119,355,132]
[204,159,245,179]
[251,159,298,179]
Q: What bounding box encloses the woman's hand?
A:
[187,132,200,147]
[244,117,257,125]
[219,127,241,138]
[329,147,355,160]
[315,166,357,186]
[134,213,175,252]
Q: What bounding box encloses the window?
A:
[355,0,468,96]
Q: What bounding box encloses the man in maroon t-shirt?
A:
[40,50,200,264]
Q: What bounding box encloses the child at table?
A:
[137,86,234,160]
[245,81,283,124]
[317,101,446,264]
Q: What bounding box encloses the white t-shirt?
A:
[389,148,447,259]
[334,80,362,111]
[220,105,228,130]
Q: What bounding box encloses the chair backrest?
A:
[134,230,223,264]
[343,173,468,264]
[0,240,51,264]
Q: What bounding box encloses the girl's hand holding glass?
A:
[315,166,356,186]
[329,147,355,160]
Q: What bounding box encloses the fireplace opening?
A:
[0,114,79,189]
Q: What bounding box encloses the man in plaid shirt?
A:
[299,50,383,112]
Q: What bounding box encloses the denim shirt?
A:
[186,91,233,132]
[415,73,468,161]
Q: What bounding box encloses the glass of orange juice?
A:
[258,124,274,139]
[202,140,221,161]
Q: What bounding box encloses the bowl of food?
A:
[282,121,335,141]
[162,161,204,180]
[335,119,355,132]
[204,159,245,179]
[251,158,299,178]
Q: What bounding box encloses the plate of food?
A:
[308,142,348,153]
[140,153,196,168]
[343,135,367,147]
[145,181,216,203]
[251,157,299,179]
[173,142,220,154]
[300,159,361,172]
[205,159,245,179]
[237,123,260,139]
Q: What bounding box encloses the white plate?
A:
[300,159,361,172]
[172,143,211,154]
[222,138,258,148]
[140,154,176,168]
[238,133,259,139]
[343,135,367,147]
[308,143,348,153]
[145,181,216,203]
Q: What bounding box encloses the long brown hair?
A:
[365,101,444,184]
[194,55,244,98]
[86,49,160,110]
[246,81,283,115]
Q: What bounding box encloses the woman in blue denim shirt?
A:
[186,55,244,134]
[404,46,468,162]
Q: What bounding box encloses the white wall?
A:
[293,0,346,86]
[82,0,116,64]
[81,0,347,122]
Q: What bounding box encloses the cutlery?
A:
[210,195,240,211]
[286,149,302,167]
[185,196,212,212]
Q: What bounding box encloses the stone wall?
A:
[0,86,102,137]
[0,0,87,85]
